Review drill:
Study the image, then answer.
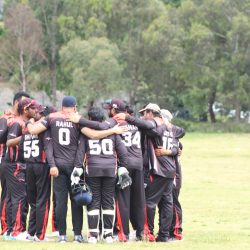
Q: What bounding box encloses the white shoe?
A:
[26,234,34,241]
[105,236,113,244]
[58,235,67,243]
[88,236,97,244]
[13,231,29,241]
[2,231,8,236]
[129,230,136,240]
[51,231,59,237]
[33,235,49,242]
[113,235,119,242]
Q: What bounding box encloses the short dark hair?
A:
[88,107,105,122]
[13,91,30,105]
[40,106,57,116]
[126,105,134,115]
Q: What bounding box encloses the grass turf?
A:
[1,133,250,249]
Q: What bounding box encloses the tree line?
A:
[0,0,250,123]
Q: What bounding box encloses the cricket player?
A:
[27,96,127,243]
[4,98,37,239]
[0,91,30,236]
[73,107,128,244]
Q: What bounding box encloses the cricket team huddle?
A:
[0,91,185,243]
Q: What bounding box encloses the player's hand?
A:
[117,167,132,189]
[112,124,128,134]
[71,167,83,185]
[65,113,81,123]
[114,113,126,121]
[50,166,59,177]
[155,147,165,156]
[178,148,182,157]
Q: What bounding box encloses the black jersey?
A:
[41,112,80,167]
[0,111,17,161]
[125,117,179,178]
[19,127,51,164]
[147,122,179,178]
[170,125,185,188]
[5,117,25,163]
[79,116,145,170]
[75,134,127,178]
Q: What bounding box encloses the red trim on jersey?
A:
[9,146,13,161]
[13,163,20,177]
[39,199,49,240]
[149,175,153,183]
[41,150,45,163]
[0,144,3,158]
[9,117,25,128]
[12,202,23,236]
[173,207,182,240]
[112,117,125,124]
[115,199,127,242]
[0,199,8,235]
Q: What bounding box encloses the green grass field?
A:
[1,133,250,250]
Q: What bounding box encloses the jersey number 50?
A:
[89,139,113,155]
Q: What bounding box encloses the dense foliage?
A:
[0,0,250,123]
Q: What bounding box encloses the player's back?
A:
[119,121,143,170]
[43,111,80,167]
[148,123,178,178]
[85,134,121,177]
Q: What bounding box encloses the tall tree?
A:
[0,3,44,91]
[223,12,250,122]
[60,37,124,107]
[108,0,166,106]
[29,0,64,105]
[142,8,186,110]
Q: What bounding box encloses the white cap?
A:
[139,103,161,113]
[160,109,173,122]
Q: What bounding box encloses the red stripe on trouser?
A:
[12,202,23,236]
[0,199,8,235]
[143,206,150,236]
[39,200,49,240]
[144,205,155,241]
[174,207,182,239]
[115,200,127,241]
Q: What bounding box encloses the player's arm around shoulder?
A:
[6,120,22,147]
[26,117,47,135]
[81,124,128,140]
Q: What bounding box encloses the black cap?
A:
[62,96,77,107]
[103,99,126,112]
